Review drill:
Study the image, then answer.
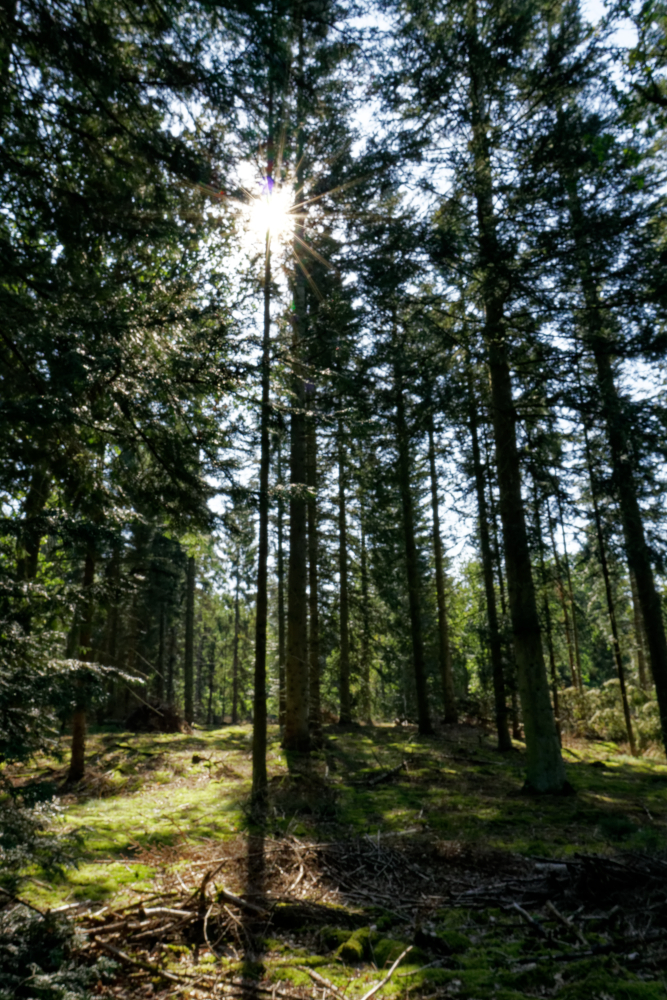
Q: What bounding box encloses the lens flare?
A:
[248,187,294,240]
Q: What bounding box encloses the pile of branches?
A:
[40,838,667,996]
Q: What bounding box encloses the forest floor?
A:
[9,720,667,999]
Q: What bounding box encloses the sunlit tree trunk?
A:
[395,369,432,736]
[427,413,457,724]
[307,398,322,744]
[630,569,649,690]
[67,547,95,784]
[231,561,241,725]
[468,6,565,789]
[277,440,286,730]
[337,414,352,724]
[359,515,372,724]
[283,14,310,752]
[469,384,511,750]
[184,555,195,726]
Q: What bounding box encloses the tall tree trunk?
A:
[15,462,50,633]
[568,186,667,753]
[167,625,176,705]
[359,515,372,724]
[252,211,272,806]
[155,606,165,702]
[427,413,457,724]
[468,12,565,789]
[630,570,649,690]
[545,508,578,690]
[487,468,520,739]
[231,562,241,725]
[184,555,195,726]
[67,547,95,784]
[530,476,561,743]
[583,426,637,756]
[307,400,322,744]
[283,14,310,752]
[469,385,511,751]
[554,493,584,691]
[277,440,286,730]
[207,638,216,726]
[337,414,352,725]
[395,371,432,736]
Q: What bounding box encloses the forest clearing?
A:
[6,0,667,998]
[4,720,667,999]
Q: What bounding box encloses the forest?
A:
[2,0,667,998]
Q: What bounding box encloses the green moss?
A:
[319,926,350,951]
[436,929,471,953]
[335,935,365,963]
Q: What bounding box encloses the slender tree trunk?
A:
[545,509,577,689]
[469,386,511,750]
[252,218,272,805]
[337,415,352,725]
[307,401,322,744]
[554,493,584,691]
[277,440,286,730]
[283,15,310,752]
[15,462,50,633]
[184,555,195,726]
[155,606,165,702]
[583,426,637,755]
[427,413,457,724]
[207,638,216,726]
[359,516,372,724]
[487,469,520,739]
[568,186,667,753]
[630,570,649,690]
[530,476,561,742]
[231,563,241,725]
[67,548,96,784]
[468,16,565,789]
[395,370,432,736]
[166,625,176,705]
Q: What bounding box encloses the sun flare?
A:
[248,187,295,241]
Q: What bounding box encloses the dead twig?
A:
[298,965,347,999]
[359,945,413,1000]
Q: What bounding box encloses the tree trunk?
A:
[155,606,165,702]
[277,439,286,730]
[307,400,322,744]
[231,562,241,725]
[530,476,561,743]
[395,371,432,736]
[469,385,511,750]
[252,219,272,806]
[167,625,176,705]
[184,555,195,725]
[583,426,637,755]
[15,462,50,633]
[630,570,649,690]
[67,547,95,784]
[487,466,520,739]
[554,493,584,691]
[468,18,565,789]
[568,185,667,753]
[337,415,352,725]
[427,413,457,724]
[207,638,216,726]
[283,14,310,752]
[359,516,372,724]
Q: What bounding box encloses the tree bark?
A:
[67,547,95,784]
[277,440,286,730]
[583,426,637,755]
[468,8,565,789]
[184,555,195,726]
[231,561,241,725]
[337,415,352,725]
[630,570,649,690]
[554,493,584,691]
[252,222,272,806]
[155,606,165,702]
[283,13,310,752]
[207,638,216,726]
[427,412,457,724]
[395,370,432,735]
[307,400,322,744]
[359,515,372,724]
[469,384,511,750]
[568,184,667,753]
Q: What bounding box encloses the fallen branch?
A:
[359,945,413,1000]
[215,884,267,916]
[298,966,347,999]
[366,762,407,787]
[510,902,547,938]
[545,901,587,946]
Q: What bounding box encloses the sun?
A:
[248,187,295,241]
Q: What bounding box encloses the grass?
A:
[7,720,667,998]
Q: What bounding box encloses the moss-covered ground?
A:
[8,720,667,998]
